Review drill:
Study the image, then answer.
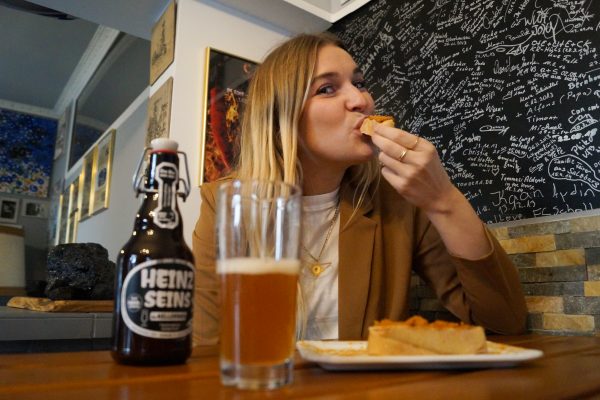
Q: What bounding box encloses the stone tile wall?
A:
[410,215,600,335]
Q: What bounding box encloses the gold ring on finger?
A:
[397,149,408,162]
[407,137,420,150]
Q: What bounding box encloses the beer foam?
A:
[217,257,300,275]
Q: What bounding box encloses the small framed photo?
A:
[150,0,176,84]
[146,77,173,146]
[78,150,94,220]
[90,129,116,215]
[66,179,79,243]
[200,47,257,184]
[57,189,69,244]
[21,199,48,218]
[54,103,71,160]
[0,197,19,224]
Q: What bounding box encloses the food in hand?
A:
[367,316,487,355]
[360,115,395,136]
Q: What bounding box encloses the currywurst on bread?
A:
[360,115,395,136]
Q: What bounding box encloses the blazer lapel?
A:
[338,184,376,339]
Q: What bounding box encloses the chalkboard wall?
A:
[330,0,600,224]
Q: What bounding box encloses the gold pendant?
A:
[311,264,323,277]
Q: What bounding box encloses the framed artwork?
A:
[57,189,69,244]
[146,77,173,146]
[90,130,116,215]
[54,104,71,160]
[0,197,19,224]
[200,48,257,184]
[21,199,48,218]
[78,150,94,220]
[67,179,79,243]
[0,108,57,197]
[150,0,175,84]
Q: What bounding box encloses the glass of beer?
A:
[216,179,301,390]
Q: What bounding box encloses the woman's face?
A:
[299,45,375,171]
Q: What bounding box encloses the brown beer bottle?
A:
[112,138,194,365]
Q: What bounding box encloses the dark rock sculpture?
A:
[45,243,115,300]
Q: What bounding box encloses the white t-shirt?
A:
[299,189,340,340]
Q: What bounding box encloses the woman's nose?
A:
[345,85,370,112]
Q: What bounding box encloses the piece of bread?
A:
[360,115,395,136]
[367,316,487,355]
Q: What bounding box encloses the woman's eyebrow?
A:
[311,68,363,85]
[311,72,339,84]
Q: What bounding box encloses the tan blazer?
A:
[192,178,527,345]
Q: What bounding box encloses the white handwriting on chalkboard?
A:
[330,0,600,222]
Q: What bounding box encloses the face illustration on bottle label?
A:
[121,258,195,339]
[154,161,179,229]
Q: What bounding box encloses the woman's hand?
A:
[370,125,456,214]
[370,124,492,259]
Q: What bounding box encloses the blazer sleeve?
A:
[192,183,220,346]
[412,212,527,335]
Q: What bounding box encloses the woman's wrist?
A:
[424,187,493,260]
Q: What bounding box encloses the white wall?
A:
[76,91,148,261]
[75,0,291,261]
[166,0,290,247]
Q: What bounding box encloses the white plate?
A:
[296,340,543,371]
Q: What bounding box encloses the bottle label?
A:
[121,258,194,339]
[153,161,179,229]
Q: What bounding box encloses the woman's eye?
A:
[353,80,367,90]
[316,85,335,95]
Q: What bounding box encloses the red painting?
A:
[202,48,257,183]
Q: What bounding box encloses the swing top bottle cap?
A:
[151,138,178,152]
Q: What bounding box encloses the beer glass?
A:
[217,179,301,390]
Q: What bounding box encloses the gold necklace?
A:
[302,200,341,277]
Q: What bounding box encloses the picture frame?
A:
[66,179,79,243]
[200,47,257,184]
[0,108,57,197]
[78,150,94,220]
[150,0,176,85]
[57,188,69,244]
[146,77,173,146]
[54,103,71,160]
[0,197,19,224]
[21,199,48,218]
[90,130,116,215]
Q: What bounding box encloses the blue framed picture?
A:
[0,108,57,198]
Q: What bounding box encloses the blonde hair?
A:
[235,34,381,339]
[235,33,380,201]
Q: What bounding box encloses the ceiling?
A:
[0,0,369,120]
[0,0,170,118]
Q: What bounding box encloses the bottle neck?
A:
[133,150,183,236]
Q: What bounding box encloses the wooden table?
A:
[1,334,599,399]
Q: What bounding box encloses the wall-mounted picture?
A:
[200,48,257,184]
[21,199,48,218]
[90,130,115,215]
[78,150,94,220]
[57,189,69,244]
[150,0,175,84]
[69,185,78,244]
[66,179,79,243]
[0,197,19,224]
[54,104,71,160]
[0,108,57,198]
[146,77,173,146]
